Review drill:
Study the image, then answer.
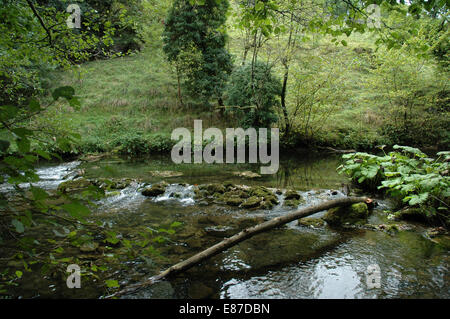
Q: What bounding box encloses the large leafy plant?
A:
[338,146,450,217]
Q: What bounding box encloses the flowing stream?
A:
[1,154,448,299]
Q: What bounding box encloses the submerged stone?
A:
[324,203,369,226]
[298,218,326,228]
[148,171,183,178]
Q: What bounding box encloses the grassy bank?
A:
[29,33,447,157]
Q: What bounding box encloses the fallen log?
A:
[107,196,369,298]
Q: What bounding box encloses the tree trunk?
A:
[107,197,369,298]
[281,68,290,135]
[176,65,184,107]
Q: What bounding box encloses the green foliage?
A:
[368,47,449,147]
[338,146,450,219]
[0,0,143,106]
[163,0,233,103]
[226,62,281,128]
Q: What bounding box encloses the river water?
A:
[1,154,449,299]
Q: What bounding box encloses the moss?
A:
[107,191,121,197]
[285,190,302,201]
[248,186,271,197]
[324,203,369,226]
[223,181,235,190]
[201,184,226,196]
[58,178,93,194]
[226,197,245,207]
[142,183,167,197]
[91,178,132,190]
[241,196,263,209]
[284,199,304,208]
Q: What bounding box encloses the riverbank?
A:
[24,40,447,159]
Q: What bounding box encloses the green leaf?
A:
[105,280,119,288]
[0,105,19,121]
[170,221,182,228]
[35,149,52,160]
[12,219,25,233]
[62,202,91,219]
[30,186,49,201]
[17,138,31,153]
[0,140,10,153]
[408,193,429,206]
[28,99,42,112]
[12,128,33,139]
[15,271,23,279]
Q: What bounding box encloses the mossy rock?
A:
[298,218,326,228]
[283,199,304,208]
[259,200,274,210]
[226,197,245,207]
[169,192,182,199]
[241,196,263,209]
[365,223,405,234]
[324,203,369,226]
[142,183,167,197]
[199,184,226,196]
[92,178,132,190]
[285,190,302,201]
[58,178,93,194]
[223,181,235,190]
[107,191,122,197]
[248,186,272,198]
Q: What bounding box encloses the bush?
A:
[226,62,281,128]
[112,133,149,155]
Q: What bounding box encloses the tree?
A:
[227,62,281,128]
[163,0,233,106]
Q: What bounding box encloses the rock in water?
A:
[324,203,369,226]
[142,183,167,197]
[58,178,93,194]
[284,190,302,200]
[241,196,263,209]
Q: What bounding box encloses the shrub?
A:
[226,62,281,128]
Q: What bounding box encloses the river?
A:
[1,153,448,299]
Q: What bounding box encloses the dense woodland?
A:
[0,0,449,299]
